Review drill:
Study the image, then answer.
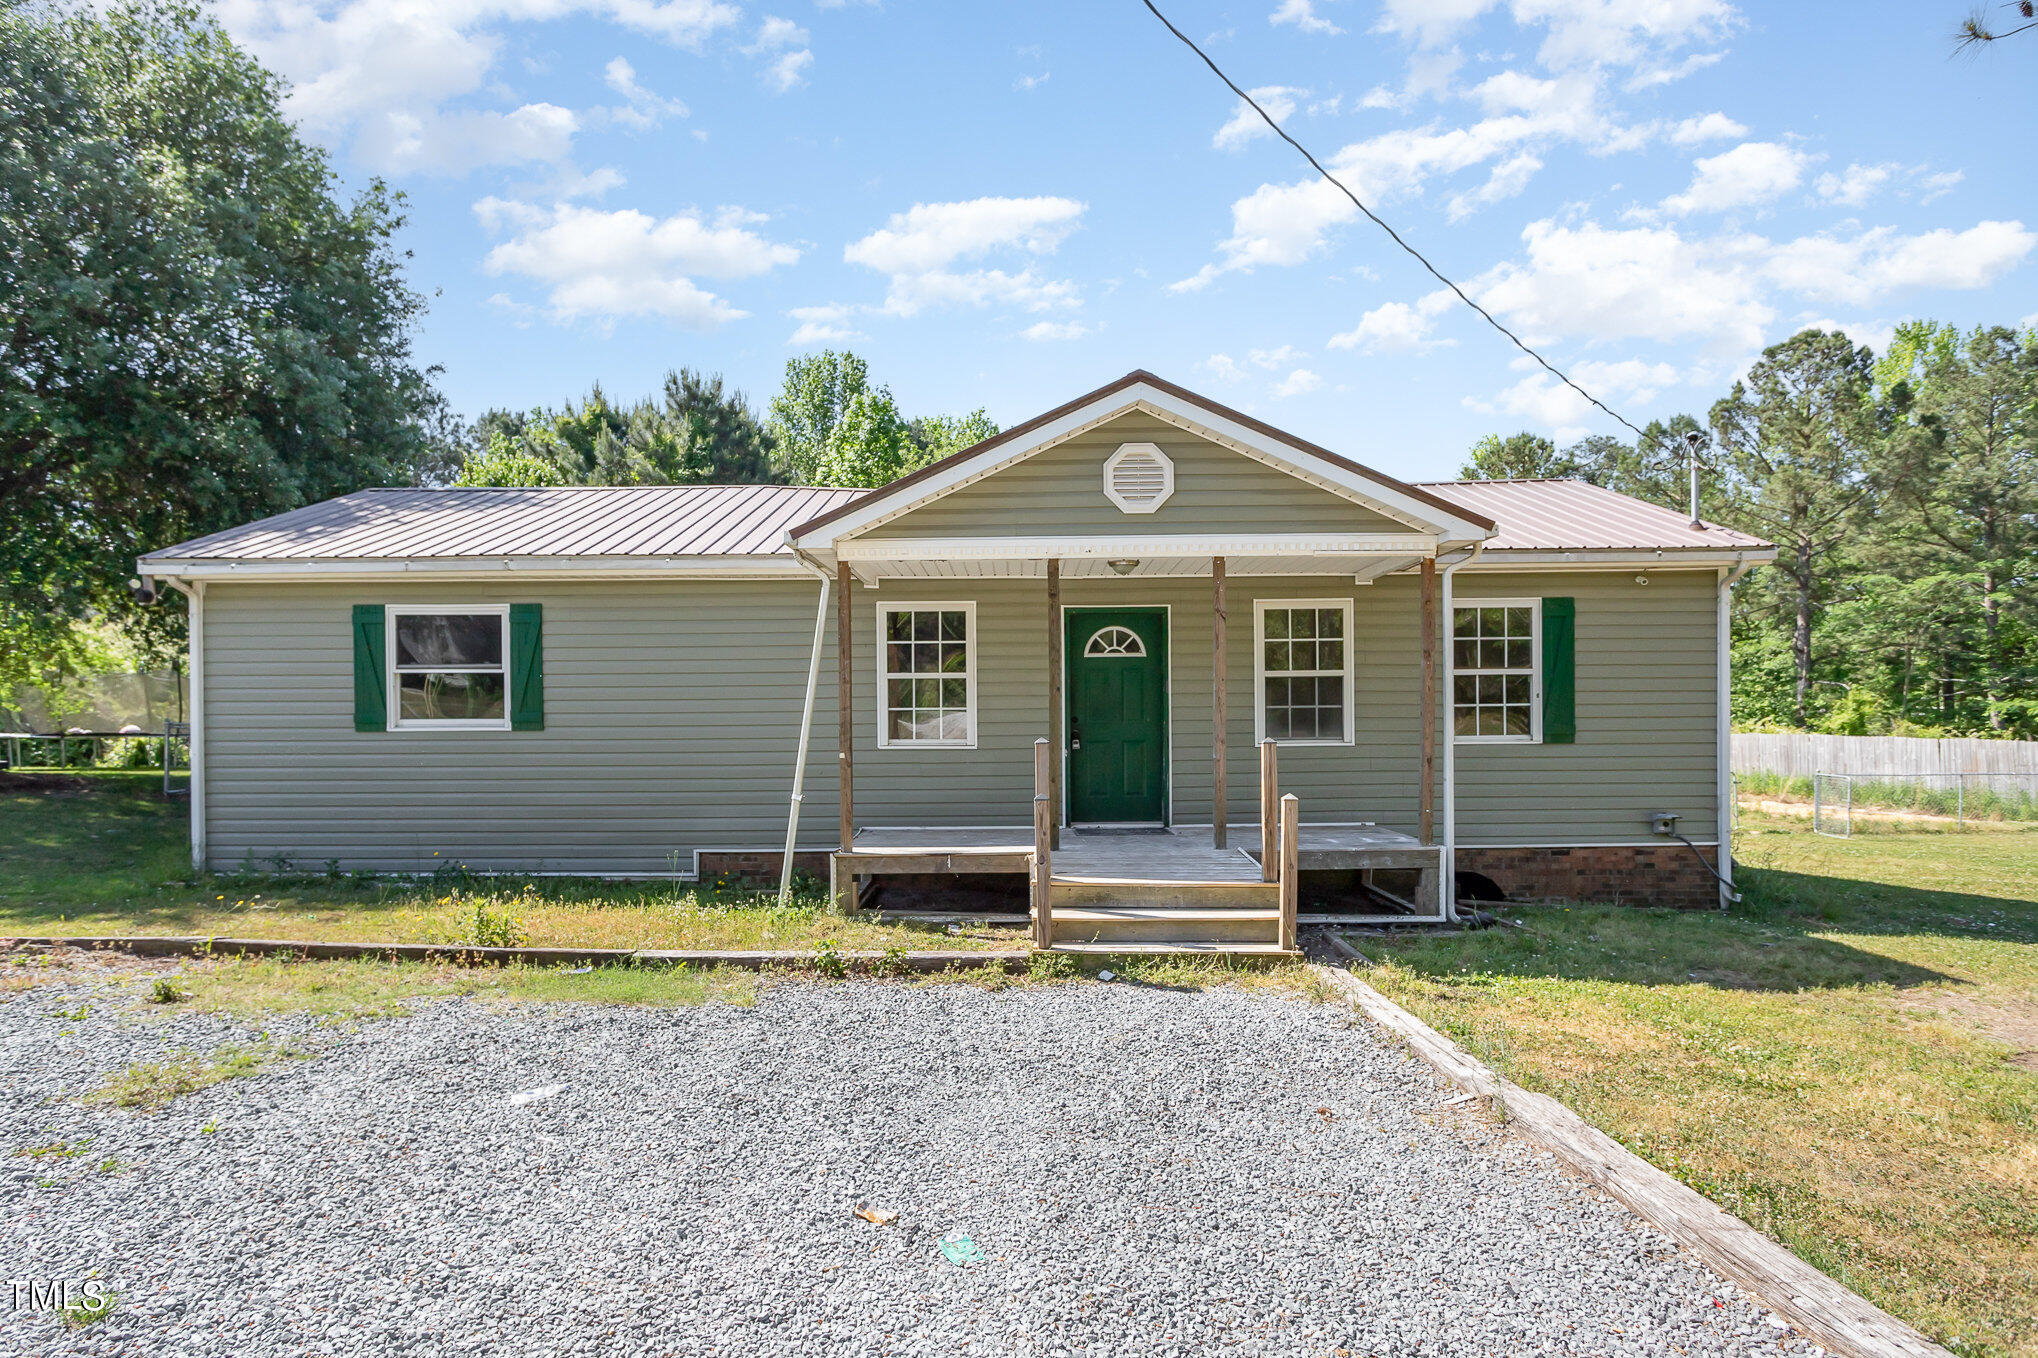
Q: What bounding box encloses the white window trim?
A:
[1102,442,1175,514]
[386,604,512,732]
[1452,596,1542,745]
[875,600,978,750]
[1252,598,1356,747]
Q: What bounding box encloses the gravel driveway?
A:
[1,970,1814,1357]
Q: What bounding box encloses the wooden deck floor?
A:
[848,822,1434,883]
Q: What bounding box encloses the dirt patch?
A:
[0,771,96,795]
[1901,989,2038,1071]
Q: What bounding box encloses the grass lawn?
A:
[0,771,1026,954]
[1362,807,2038,1358]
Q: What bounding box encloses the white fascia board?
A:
[837,533,1438,563]
[136,554,805,581]
[791,382,1496,547]
[1455,547,1778,571]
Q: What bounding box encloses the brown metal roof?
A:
[142,485,865,562]
[1414,479,1770,552]
[788,370,1500,539]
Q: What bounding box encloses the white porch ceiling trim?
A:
[836,532,1438,562]
[790,382,1495,547]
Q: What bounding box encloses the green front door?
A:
[1065,608,1168,824]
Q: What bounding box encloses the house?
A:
[137,371,1773,951]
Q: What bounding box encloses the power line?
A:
[1138,0,1646,440]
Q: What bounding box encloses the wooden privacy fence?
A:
[1732,732,2038,779]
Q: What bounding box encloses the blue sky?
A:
[217,0,2037,483]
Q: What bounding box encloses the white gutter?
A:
[779,554,834,903]
[1716,555,1757,907]
[155,576,206,873]
[1438,543,1483,920]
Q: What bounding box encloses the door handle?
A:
[1069,727,1081,751]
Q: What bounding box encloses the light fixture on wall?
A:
[1108,559,1141,576]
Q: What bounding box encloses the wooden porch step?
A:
[1050,906,1281,923]
[1047,902,1281,947]
[1048,878,1278,908]
[1045,940,1297,956]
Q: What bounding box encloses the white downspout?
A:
[160,577,206,873]
[1439,544,1482,922]
[1716,556,1754,907]
[779,560,834,903]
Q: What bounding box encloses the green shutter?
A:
[1542,596,1575,744]
[510,603,544,731]
[352,604,386,732]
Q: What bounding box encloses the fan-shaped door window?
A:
[1084,625,1147,658]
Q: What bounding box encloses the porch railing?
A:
[1032,737,1053,948]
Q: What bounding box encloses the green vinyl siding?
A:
[195,566,1722,873]
[860,412,1414,539]
[1452,571,1720,845]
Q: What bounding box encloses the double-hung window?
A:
[389,607,510,729]
[879,603,975,747]
[1255,601,1354,744]
[1452,601,1539,742]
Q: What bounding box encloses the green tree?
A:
[656,368,778,483]
[1458,432,1575,480]
[768,350,921,488]
[910,409,999,465]
[1711,329,1883,727]
[1876,325,2038,732]
[0,2,442,662]
[452,435,569,488]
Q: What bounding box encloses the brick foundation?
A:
[695,851,832,886]
[1456,844,1722,910]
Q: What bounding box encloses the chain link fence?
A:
[1810,770,2038,837]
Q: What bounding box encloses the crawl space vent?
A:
[1102,443,1175,514]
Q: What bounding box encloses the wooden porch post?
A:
[1419,557,1438,844]
[1212,555,1228,849]
[836,560,854,851]
[1032,738,1054,948]
[1278,792,1300,951]
[1259,739,1279,883]
[1046,558,1062,850]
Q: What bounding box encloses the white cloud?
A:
[1919,170,1963,204]
[1624,49,1725,89]
[213,0,741,174]
[1249,345,1303,368]
[1372,0,1734,71]
[747,16,813,91]
[1022,320,1091,341]
[1273,368,1324,397]
[354,103,580,175]
[845,196,1088,316]
[1214,86,1303,150]
[479,201,799,326]
[787,305,864,346]
[1270,0,1343,36]
[1472,218,1776,352]
[1327,289,1456,352]
[1200,353,1248,382]
[1470,359,1679,429]
[1175,72,1620,288]
[604,57,688,129]
[1669,112,1746,145]
[764,49,814,91]
[1658,141,1811,216]
[1015,71,1050,91]
[1815,162,1898,208]
[1763,221,2037,307]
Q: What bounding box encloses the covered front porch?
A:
[803,537,1463,952]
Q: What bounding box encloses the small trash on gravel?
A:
[937,1234,985,1266]
[1097,970,1116,982]
[508,1083,567,1106]
[853,1203,899,1226]
[561,966,593,975]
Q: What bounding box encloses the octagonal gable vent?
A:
[1103,443,1174,514]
